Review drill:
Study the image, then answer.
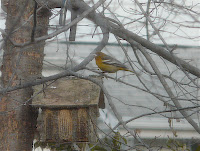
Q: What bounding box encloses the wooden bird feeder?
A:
[32,76,104,143]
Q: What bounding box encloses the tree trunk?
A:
[0,0,50,150]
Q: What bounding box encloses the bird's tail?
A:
[126,69,134,73]
[120,67,134,73]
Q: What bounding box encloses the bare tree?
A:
[0,0,200,150]
[0,0,50,150]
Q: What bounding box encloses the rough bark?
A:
[0,0,50,150]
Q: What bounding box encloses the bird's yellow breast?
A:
[95,56,120,73]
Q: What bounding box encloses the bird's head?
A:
[95,52,105,57]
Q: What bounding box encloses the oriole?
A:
[95,52,134,73]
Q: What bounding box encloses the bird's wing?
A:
[101,55,128,69]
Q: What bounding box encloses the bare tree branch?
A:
[135,42,200,134]
[25,0,200,78]
[65,0,200,78]
[0,0,109,94]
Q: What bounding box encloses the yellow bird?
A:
[95,52,134,73]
